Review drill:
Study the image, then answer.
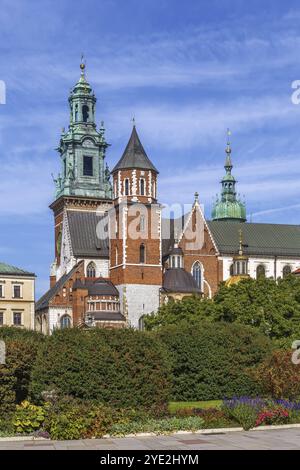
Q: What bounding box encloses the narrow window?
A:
[60,315,71,329]
[140,244,145,263]
[283,265,292,277]
[124,178,129,196]
[115,247,118,265]
[82,105,89,123]
[83,156,93,176]
[192,262,202,288]
[0,312,3,325]
[140,178,145,196]
[75,104,78,122]
[229,264,234,276]
[140,215,145,232]
[13,285,21,299]
[0,285,3,298]
[256,265,266,279]
[13,312,22,326]
[87,262,96,277]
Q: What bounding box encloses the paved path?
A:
[0,428,300,450]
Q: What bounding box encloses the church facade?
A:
[35,63,300,334]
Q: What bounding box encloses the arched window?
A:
[139,244,145,263]
[256,264,266,279]
[140,215,145,232]
[229,264,234,276]
[192,262,202,288]
[75,104,78,122]
[138,315,145,331]
[140,178,145,196]
[82,105,89,123]
[283,265,292,277]
[124,178,129,196]
[86,261,96,277]
[60,315,71,329]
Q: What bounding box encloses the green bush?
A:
[13,400,48,434]
[0,327,43,417]
[30,328,171,410]
[155,322,272,400]
[109,416,204,436]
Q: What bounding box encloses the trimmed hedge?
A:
[30,328,171,409]
[0,327,44,417]
[156,322,272,400]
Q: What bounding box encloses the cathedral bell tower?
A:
[49,60,113,282]
[109,124,162,328]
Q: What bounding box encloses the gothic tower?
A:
[50,61,113,282]
[211,130,246,222]
[109,125,162,328]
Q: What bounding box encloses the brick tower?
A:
[109,125,162,328]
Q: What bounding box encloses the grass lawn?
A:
[169,400,222,413]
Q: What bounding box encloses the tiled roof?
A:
[35,262,82,312]
[73,278,119,296]
[163,268,201,294]
[67,211,109,257]
[91,311,125,321]
[112,126,158,173]
[0,262,35,277]
[207,221,300,257]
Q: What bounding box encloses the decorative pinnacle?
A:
[80,54,86,76]
[239,228,243,255]
[226,128,232,154]
[131,116,136,127]
[194,191,199,203]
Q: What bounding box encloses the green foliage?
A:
[145,276,300,342]
[30,328,171,409]
[109,416,204,436]
[222,403,258,430]
[251,349,300,399]
[0,327,43,417]
[145,296,214,330]
[13,400,48,434]
[156,322,272,400]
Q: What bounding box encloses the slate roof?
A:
[163,268,201,294]
[92,311,126,321]
[73,278,119,296]
[207,221,300,257]
[36,262,82,312]
[0,262,35,277]
[112,126,158,173]
[67,211,109,257]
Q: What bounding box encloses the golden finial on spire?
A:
[80,54,86,75]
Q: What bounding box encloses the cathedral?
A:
[35,62,300,334]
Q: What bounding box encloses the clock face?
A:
[56,231,62,257]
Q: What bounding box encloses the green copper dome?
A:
[211,131,246,222]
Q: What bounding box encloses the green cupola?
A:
[52,59,112,200]
[211,130,246,222]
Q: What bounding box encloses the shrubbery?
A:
[251,349,300,399]
[0,327,44,417]
[155,322,272,400]
[30,328,171,410]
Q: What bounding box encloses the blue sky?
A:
[1,0,300,296]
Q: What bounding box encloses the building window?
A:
[140,215,145,232]
[82,105,89,123]
[138,315,145,331]
[192,262,202,288]
[87,262,96,278]
[229,264,234,276]
[13,312,22,326]
[115,247,118,265]
[256,264,266,279]
[283,265,292,277]
[13,285,21,299]
[140,178,145,196]
[60,315,71,329]
[83,156,93,176]
[124,178,129,196]
[0,312,3,325]
[0,284,3,298]
[139,244,145,263]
